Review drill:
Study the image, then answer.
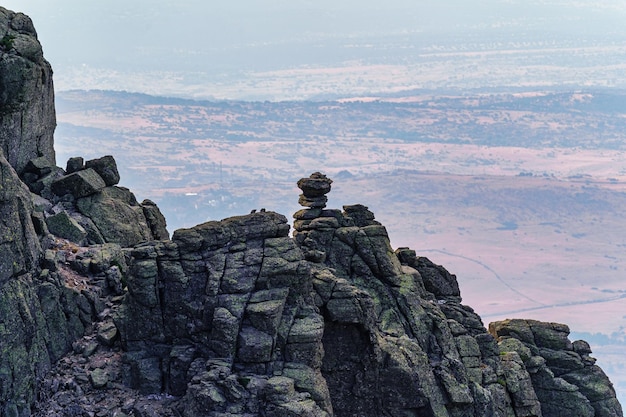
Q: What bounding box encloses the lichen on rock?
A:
[0,6,623,417]
[0,6,55,175]
[491,319,623,417]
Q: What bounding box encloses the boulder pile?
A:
[22,154,169,247]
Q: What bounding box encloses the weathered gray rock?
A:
[237,326,274,362]
[26,165,65,200]
[2,25,625,415]
[0,153,41,283]
[130,356,163,394]
[46,210,88,243]
[21,156,63,198]
[111,174,530,416]
[71,211,107,244]
[51,167,107,198]
[85,155,120,186]
[0,278,53,412]
[342,204,380,227]
[491,319,622,417]
[209,307,239,359]
[297,172,333,209]
[0,153,85,416]
[114,211,336,415]
[297,172,332,197]
[77,186,153,247]
[396,249,461,298]
[23,155,54,177]
[498,351,544,416]
[97,321,119,347]
[66,156,84,174]
[90,368,109,389]
[0,7,55,174]
[27,151,169,249]
[141,199,170,240]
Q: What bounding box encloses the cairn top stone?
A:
[297,172,333,209]
[297,172,332,198]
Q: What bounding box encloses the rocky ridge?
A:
[0,6,623,417]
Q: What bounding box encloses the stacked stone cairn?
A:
[2,7,623,415]
[297,171,333,210]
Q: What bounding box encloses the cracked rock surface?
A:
[0,6,623,417]
[0,6,55,174]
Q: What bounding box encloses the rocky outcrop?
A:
[0,153,41,284]
[0,151,164,416]
[0,152,113,416]
[293,174,511,417]
[0,7,51,283]
[113,211,331,416]
[0,8,622,417]
[0,9,169,413]
[3,155,625,416]
[76,172,616,417]
[22,154,170,246]
[2,157,618,417]
[0,152,48,413]
[491,319,622,417]
[0,6,55,174]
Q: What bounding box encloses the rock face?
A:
[0,6,55,174]
[115,211,332,416]
[491,319,623,417]
[0,8,168,412]
[0,153,41,284]
[0,8,623,417]
[0,150,168,416]
[0,151,112,416]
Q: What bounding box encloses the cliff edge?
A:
[0,7,622,417]
[0,6,55,174]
